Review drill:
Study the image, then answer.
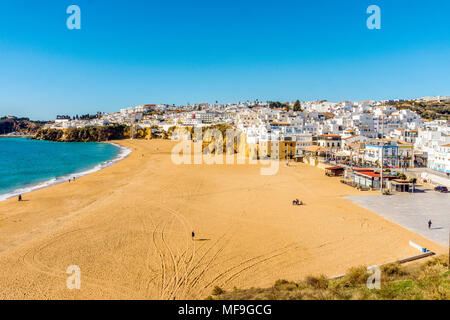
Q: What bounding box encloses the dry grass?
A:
[213,255,450,300]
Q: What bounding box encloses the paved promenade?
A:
[347,191,450,247]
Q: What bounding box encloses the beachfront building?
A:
[256,129,298,160]
[325,166,345,177]
[279,136,297,160]
[428,144,450,174]
[363,144,399,168]
[317,135,341,160]
[353,169,382,189]
[397,141,415,168]
[352,169,397,189]
[258,138,296,160]
[414,122,450,174]
[295,134,313,156]
[317,134,341,149]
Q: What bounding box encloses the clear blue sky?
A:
[0,0,449,120]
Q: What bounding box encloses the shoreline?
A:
[0,141,131,202]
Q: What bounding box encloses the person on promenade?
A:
[428,220,432,230]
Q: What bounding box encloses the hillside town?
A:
[41,96,450,188]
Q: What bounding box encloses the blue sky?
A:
[0,0,449,120]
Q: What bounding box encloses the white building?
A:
[428,144,450,174]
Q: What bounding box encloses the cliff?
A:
[33,125,130,142]
[0,118,45,135]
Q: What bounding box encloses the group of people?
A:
[292,199,303,206]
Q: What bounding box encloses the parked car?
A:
[434,186,448,193]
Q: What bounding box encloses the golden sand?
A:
[0,139,445,299]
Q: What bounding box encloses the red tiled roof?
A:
[343,135,359,140]
[358,171,380,178]
[326,166,344,170]
[354,169,397,178]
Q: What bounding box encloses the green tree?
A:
[293,100,303,112]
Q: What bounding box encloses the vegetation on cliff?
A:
[387,100,449,120]
[208,255,449,300]
[33,125,129,142]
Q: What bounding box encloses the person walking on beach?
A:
[18,194,22,202]
[191,231,195,240]
[428,220,432,230]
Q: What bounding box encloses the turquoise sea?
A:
[0,138,128,200]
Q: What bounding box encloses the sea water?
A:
[0,137,130,201]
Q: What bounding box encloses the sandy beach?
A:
[0,139,445,300]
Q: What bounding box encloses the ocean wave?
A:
[0,142,131,202]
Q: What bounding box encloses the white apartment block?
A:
[428,144,450,174]
[414,122,450,174]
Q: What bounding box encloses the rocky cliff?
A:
[33,125,129,142]
[0,118,44,135]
